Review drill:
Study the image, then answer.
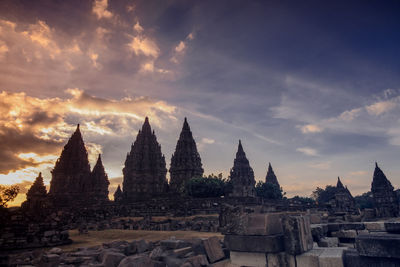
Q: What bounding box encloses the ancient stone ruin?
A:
[169,118,204,192]
[333,177,356,214]
[122,117,168,202]
[229,140,256,197]
[48,125,109,206]
[371,162,399,217]
[265,162,280,188]
[22,172,48,214]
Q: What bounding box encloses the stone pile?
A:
[6,236,228,267]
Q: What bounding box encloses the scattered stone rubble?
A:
[5,236,228,267]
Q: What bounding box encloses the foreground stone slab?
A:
[230,251,266,267]
[203,236,224,263]
[318,248,346,267]
[365,222,385,231]
[384,222,400,234]
[328,223,365,232]
[343,248,400,267]
[224,234,284,253]
[296,248,324,267]
[267,252,295,267]
[282,216,313,255]
[318,237,338,247]
[356,233,400,259]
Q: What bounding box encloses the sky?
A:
[1,0,400,205]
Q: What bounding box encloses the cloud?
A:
[299,124,323,134]
[170,32,195,63]
[309,161,331,170]
[366,99,398,116]
[201,138,215,144]
[296,147,318,156]
[133,22,144,33]
[128,36,160,58]
[92,0,113,20]
[0,89,177,183]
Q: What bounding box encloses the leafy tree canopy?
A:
[255,181,283,200]
[0,185,19,208]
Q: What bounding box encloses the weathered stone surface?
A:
[328,223,365,232]
[282,215,313,255]
[224,234,284,253]
[230,251,266,267]
[296,248,324,267]
[90,154,110,201]
[203,236,224,263]
[172,247,192,258]
[356,233,400,259]
[318,248,346,267]
[160,239,191,249]
[102,251,125,267]
[150,246,164,260]
[334,177,356,213]
[343,248,400,267]
[365,222,385,231]
[123,117,167,202]
[118,255,153,267]
[311,224,328,242]
[39,254,60,267]
[335,230,357,239]
[185,254,209,267]
[229,140,256,197]
[169,118,203,192]
[267,252,295,267]
[318,237,339,247]
[385,222,400,234]
[371,163,399,218]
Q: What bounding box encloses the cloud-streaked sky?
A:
[1,0,400,204]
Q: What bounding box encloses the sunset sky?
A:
[1,0,400,205]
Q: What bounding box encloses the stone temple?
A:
[333,177,356,213]
[371,162,399,217]
[265,162,280,188]
[229,140,256,197]
[49,125,109,205]
[23,172,47,212]
[122,117,168,202]
[169,118,204,192]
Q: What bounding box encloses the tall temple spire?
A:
[371,163,399,217]
[114,184,123,202]
[336,177,344,189]
[123,117,167,202]
[265,162,280,188]
[90,154,110,201]
[27,173,47,200]
[229,140,256,197]
[49,125,109,205]
[170,118,203,192]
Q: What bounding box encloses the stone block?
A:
[310,214,322,224]
[203,236,224,263]
[185,254,209,267]
[230,251,266,267]
[336,230,357,239]
[318,237,338,247]
[365,222,385,231]
[311,224,328,242]
[343,248,400,267]
[296,248,324,267]
[224,234,284,253]
[102,251,125,267]
[39,254,60,267]
[117,255,153,267]
[160,239,191,249]
[282,215,313,255]
[356,233,400,259]
[385,222,400,234]
[172,247,192,258]
[318,248,346,267]
[267,252,295,267]
[328,223,365,232]
[245,213,283,235]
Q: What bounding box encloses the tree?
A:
[255,181,283,200]
[185,174,228,198]
[290,195,316,205]
[312,185,337,204]
[354,191,374,209]
[0,185,19,208]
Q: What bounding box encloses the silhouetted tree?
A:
[185,173,229,198]
[354,191,374,209]
[312,185,336,204]
[0,185,19,208]
[290,195,316,205]
[255,181,283,199]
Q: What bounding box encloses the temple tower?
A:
[334,177,356,213]
[169,118,204,192]
[371,163,399,217]
[123,117,167,202]
[90,154,110,201]
[49,125,109,205]
[265,162,280,188]
[229,140,256,197]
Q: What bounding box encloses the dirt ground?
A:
[60,229,223,251]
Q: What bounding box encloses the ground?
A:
[60,229,223,251]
